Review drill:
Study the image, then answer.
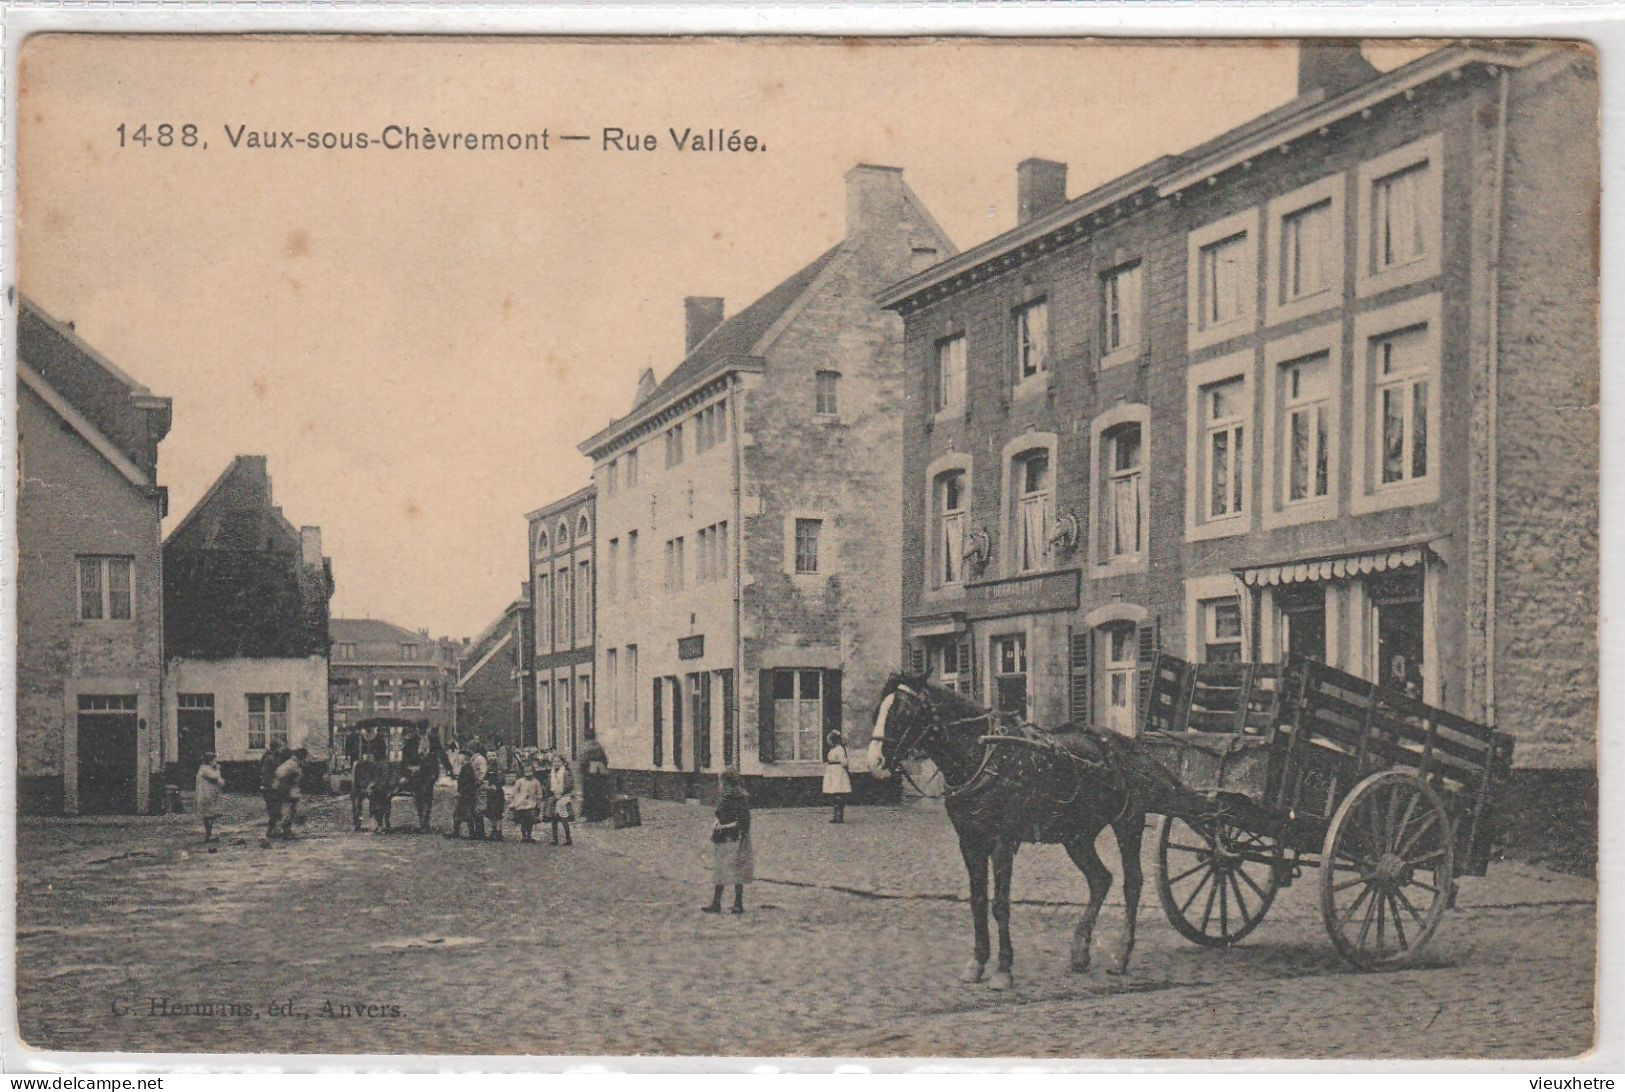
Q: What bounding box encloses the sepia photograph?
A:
[4,27,1603,1065]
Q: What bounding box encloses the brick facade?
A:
[527,487,594,760]
[329,618,461,745]
[455,594,532,754]
[580,165,954,803]
[885,43,1596,772]
[16,299,172,814]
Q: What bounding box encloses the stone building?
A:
[162,455,334,788]
[456,589,534,753]
[329,618,462,748]
[526,486,594,761]
[15,298,172,814]
[578,164,956,804]
[882,43,1597,780]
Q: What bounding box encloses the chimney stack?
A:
[684,296,725,353]
[1016,159,1069,225]
[845,163,907,239]
[1297,39,1379,100]
[299,525,323,567]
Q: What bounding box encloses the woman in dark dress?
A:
[704,769,754,915]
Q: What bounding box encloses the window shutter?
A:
[1069,627,1092,724]
[822,669,843,748]
[758,670,776,764]
[965,638,979,701]
[909,646,926,676]
[671,677,684,770]
[721,670,736,769]
[651,678,663,767]
[1136,616,1161,730]
[957,637,973,697]
[698,673,712,769]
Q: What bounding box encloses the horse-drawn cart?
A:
[1138,653,1515,969]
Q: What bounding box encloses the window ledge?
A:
[1188,315,1257,354]
[1100,344,1143,371]
[1261,498,1338,531]
[1266,289,1341,330]
[1011,374,1050,402]
[1351,479,1440,516]
[1186,514,1251,543]
[931,406,966,426]
[1092,555,1148,580]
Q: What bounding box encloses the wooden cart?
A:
[1137,653,1514,969]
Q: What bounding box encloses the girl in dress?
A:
[703,769,754,914]
[823,730,852,824]
[195,753,225,843]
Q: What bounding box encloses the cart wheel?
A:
[1319,770,1454,970]
[1156,813,1282,948]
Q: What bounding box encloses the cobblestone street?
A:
[14,791,1596,1060]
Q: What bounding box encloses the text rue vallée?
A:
[114,123,765,154]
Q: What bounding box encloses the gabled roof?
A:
[331,617,428,645]
[165,455,302,552]
[578,244,846,457]
[17,296,172,482]
[525,482,595,524]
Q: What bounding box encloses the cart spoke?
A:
[1393,886,1429,930]
[1179,868,1215,916]
[1374,888,1388,951]
[1166,842,1213,855]
[1387,891,1409,951]
[1392,792,1420,854]
[1383,784,1404,849]
[1408,878,1439,895]
[1397,812,1439,857]
[1333,872,1376,892]
[1199,874,1220,932]
[1339,881,1375,926]
[1227,870,1251,927]
[1218,874,1230,936]
[1407,848,1447,868]
[1166,859,1211,887]
[1236,863,1271,902]
[1354,887,1380,949]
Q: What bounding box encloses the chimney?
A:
[299,525,323,567]
[1297,39,1380,100]
[684,296,724,353]
[632,366,658,408]
[845,163,906,239]
[1016,159,1068,225]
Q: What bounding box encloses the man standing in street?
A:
[259,741,287,846]
[271,748,306,841]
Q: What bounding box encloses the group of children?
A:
[451,748,577,845]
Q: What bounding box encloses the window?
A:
[1101,263,1143,363]
[934,470,966,588]
[1282,353,1331,505]
[794,519,821,574]
[1099,625,1137,735]
[557,520,571,548]
[664,537,685,591]
[607,538,620,603]
[77,555,133,621]
[535,530,548,559]
[1357,134,1443,296]
[625,645,639,730]
[606,458,619,498]
[535,573,551,647]
[992,634,1028,720]
[606,649,619,727]
[625,448,639,486]
[558,566,574,643]
[626,531,639,599]
[578,514,590,541]
[1187,208,1259,350]
[1266,173,1350,323]
[1012,451,1053,575]
[578,559,592,639]
[1281,200,1333,304]
[1201,598,1243,663]
[1104,425,1143,560]
[665,423,685,468]
[334,642,357,661]
[695,401,728,454]
[373,680,394,709]
[771,669,824,761]
[815,371,840,416]
[1203,378,1247,521]
[401,643,419,660]
[696,521,729,583]
[1352,295,1441,514]
[400,680,423,709]
[538,680,551,743]
[935,334,966,414]
[1014,299,1049,382]
[247,693,290,751]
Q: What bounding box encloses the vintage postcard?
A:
[5,29,1601,1066]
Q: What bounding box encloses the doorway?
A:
[1279,585,1327,663]
[992,633,1028,721]
[77,694,138,814]
[176,693,215,785]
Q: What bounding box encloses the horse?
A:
[868,672,1199,987]
[402,754,438,832]
[351,757,390,832]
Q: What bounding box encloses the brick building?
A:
[456,589,534,753]
[163,455,335,787]
[15,298,172,814]
[578,164,956,804]
[526,486,594,760]
[329,618,462,749]
[882,42,1597,776]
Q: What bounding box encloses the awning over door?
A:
[907,613,967,639]
[1237,545,1428,588]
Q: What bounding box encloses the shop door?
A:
[1372,572,1425,699]
[992,634,1028,721]
[176,694,216,785]
[1280,586,1327,663]
[1101,626,1137,736]
[77,695,138,814]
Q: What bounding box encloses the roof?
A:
[17,295,172,481]
[330,618,429,645]
[165,455,304,552]
[524,482,596,523]
[578,244,846,456]
[879,41,1550,312]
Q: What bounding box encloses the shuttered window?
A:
[1068,628,1091,724]
[651,677,663,767]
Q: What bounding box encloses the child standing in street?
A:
[510,764,543,843]
[483,764,506,841]
[704,768,754,914]
[823,730,852,824]
[452,753,481,839]
[547,753,575,846]
[195,753,225,843]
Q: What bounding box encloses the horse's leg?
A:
[351,785,363,831]
[957,829,990,984]
[987,837,1018,991]
[1063,827,1112,973]
[1108,809,1146,976]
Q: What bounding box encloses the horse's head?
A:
[867,671,936,773]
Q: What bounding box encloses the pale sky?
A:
[17,35,1434,639]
